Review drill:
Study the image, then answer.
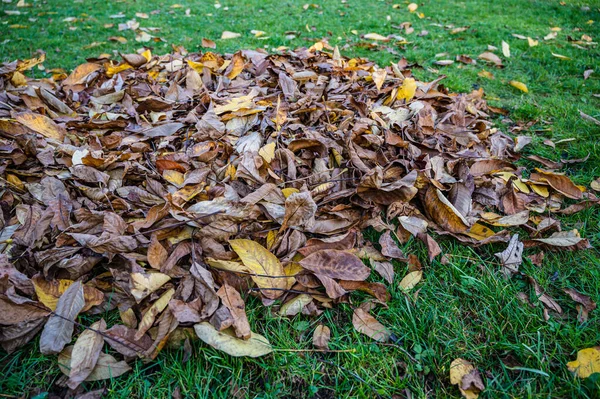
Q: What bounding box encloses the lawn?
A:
[1,0,600,398]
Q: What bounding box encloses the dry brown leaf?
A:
[312,324,330,349]
[67,319,106,389]
[299,250,370,281]
[352,308,391,342]
[217,284,251,340]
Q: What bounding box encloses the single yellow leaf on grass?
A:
[229,239,286,299]
[509,81,528,93]
[567,347,600,378]
[399,270,422,291]
[502,41,510,57]
[478,70,494,79]
[591,178,600,192]
[396,77,417,102]
[221,31,241,40]
[364,33,389,41]
[552,53,570,60]
[408,3,418,12]
[527,37,538,47]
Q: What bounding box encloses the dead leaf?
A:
[450,358,485,399]
[312,324,330,349]
[399,270,422,292]
[67,319,106,389]
[194,322,272,357]
[567,347,600,378]
[299,250,370,281]
[494,235,523,277]
[352,308,390,342]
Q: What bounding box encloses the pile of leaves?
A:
[0,42,597,394]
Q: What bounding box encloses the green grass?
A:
[1,0,600,397]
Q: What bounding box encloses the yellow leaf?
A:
[527,37,538,47]
[465,223,495,240]
[372,68,387,91]
[187,59,204,74]
[530,183,549,197]
[129,272,171,303]
[194,322,272,357]
[141,49,152,62]
[552,53,570,60]
[509,80,528,93]
[229,239,286,299]
[501,41,510,57]
[10,71,27,86]
[450,358,484,399]
[399,270,422,292]
[258,142,276,163]
[206,258,250,274]
[15,111,66,140]
[104,62,132,78]
[407,3,418,12]
[221,31,241,40]
[364,33,389,41]
[396,77,417,102]
[6,173,24,190]
[567,347,600,378]
[32,276,104,312]
[135,288,174,340]
[163,170,185,186]
[226,52,245,79]
[282,187,300,198]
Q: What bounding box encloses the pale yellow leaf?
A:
[399,270,422,292]
[509,80,528,93]
[194,322,272,357]
[567,347,600,378]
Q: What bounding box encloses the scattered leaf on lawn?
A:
[312,324,330,349]
[567,347,600,378]
[399,270,422,292]
[509,81,528,93]
[495,235,523,277]
[59,345,131,381]
[194,322,272,357]
[450,358,485,399]
[352,308,391,342]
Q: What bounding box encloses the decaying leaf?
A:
[312,324,330,349]
[495,235,523,277]
[399,270,422,292]
[67,319,106,389]
[229,239,286,299]
[40,281,86,355]
[352,308,390,342]
[299,250,370,281]
[59,345,131,381]
[450,358,485,399]
[194,322,272,357]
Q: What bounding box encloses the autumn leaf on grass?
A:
[229,239,286,299]
[567,347,600,378]
[352,308,391,342]
[313,325,330,349]
[399,270,422,292]
[509,81,528,93]
[221,31,241,40]
[494,234,523,278]
[299,250,370,281]
[279,294,313,317]
[40,281,85,355]
[450,358,485,399]
[280,191,317,231]
[530,169,583,199]
[364,33,390,42]
[478,52,503,67]
[372,68,387,91]
[194,322,272,357]
[67,319,106,389]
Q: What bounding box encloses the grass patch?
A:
[1,0,600,397]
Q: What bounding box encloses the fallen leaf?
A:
[495,235,523,277]
[352,308,390,342]
[502,41,510,57]
[399,270,422,292]
[450,358,485,399]
[194,322,272,357]
[567,347,600,378]
[229,239,287,299]
[40,281,86,355]
[221,31,241,40]
[299,250,370,281]
[59,345,131,381]
[312,324,330,349]
[67,319,106,389]
[509,81,528,93]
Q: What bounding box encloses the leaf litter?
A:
[0,43,597,392]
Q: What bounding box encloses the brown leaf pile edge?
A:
[0,43,597,389]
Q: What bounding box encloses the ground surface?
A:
[1,0,600,398]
